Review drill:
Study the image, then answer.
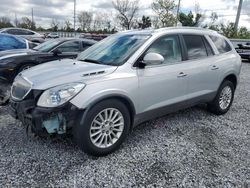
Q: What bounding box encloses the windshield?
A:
[34,39,62,52]
[77,34,151,66]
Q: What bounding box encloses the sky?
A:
[0,0,249,29]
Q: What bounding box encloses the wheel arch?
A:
[83,94,136,130]
[17,61,37,71]
[223,74,238,89]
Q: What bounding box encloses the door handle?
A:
[177,72,187,78]
[211,65,219,70]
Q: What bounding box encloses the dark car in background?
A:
[0,28,45,43]
[0,33,37,51]
[0,38,96,83]
[79,33,110,41]
[236,42,250,62]
[0,38,96,105]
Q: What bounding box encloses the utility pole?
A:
[31,8,34,29]
[74,0,76,37]
[234,0,243,32]
[15,13,18,27]
[176,0,181,26]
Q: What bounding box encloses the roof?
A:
[118,27,219,36]
[46,38,97,44]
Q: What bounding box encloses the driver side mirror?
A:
[53,49,62,56]
[142,52,164,66]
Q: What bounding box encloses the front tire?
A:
[208,80,235,115]
[73,99,131,156]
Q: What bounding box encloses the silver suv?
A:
[9,27,241,156]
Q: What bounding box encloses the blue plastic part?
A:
[42,113,66,134]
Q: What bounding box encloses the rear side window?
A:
[203,38,214,56]
[82,41,93,50]
[209,36,232,53]
[183,35,207,60]
[56,41,80,52]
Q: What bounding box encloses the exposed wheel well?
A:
[18,62,36,72]
[224,74,237,89]
[88,96,136,130]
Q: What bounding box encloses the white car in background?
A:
[0,28,45,43]
[47,32,59,39]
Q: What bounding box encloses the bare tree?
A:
[92,12,113,31]
[51,19,60,31]
[64,20,72,31]
[0,17,13,28]
[18,17,35,29]
[112,0,139,30]
[152,0,177,27]
[78,11,93,31]
[210,12,218,25]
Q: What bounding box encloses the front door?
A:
[137,35,188,114]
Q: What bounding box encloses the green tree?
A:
[152,0,176,27]
[138,16,152,29]
[178,11,202,26]
[220,22,236,38]
[36,26,46,31]
[237,27,250,39]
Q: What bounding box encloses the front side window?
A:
[7,29,20,35]
[77,34,151,66]
[23,30,35,35]
[34,39,62,52]
[145,35,182,64]
[209,35,232,53]
[56,41,80,52]
[183,35,207,60]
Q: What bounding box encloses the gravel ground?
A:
[0,62,249,187]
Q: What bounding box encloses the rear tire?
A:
[208,80,235,115]
[73,99,131,156]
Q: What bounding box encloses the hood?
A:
[20,59,118,89]
[0,49,36,59]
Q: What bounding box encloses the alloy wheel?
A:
[219,86,232,110]
[89,108,124,148]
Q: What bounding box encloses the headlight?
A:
[37,82,85,107]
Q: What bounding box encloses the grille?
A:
[11,76,32,101]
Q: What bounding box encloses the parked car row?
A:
[236,43,250,62]
[4,27,241,156]
[0,38,96,105]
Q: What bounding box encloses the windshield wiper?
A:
[81,58,102,64]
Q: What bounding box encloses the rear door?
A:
[181,34,221,102]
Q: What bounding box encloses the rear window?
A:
[209,36,232,53]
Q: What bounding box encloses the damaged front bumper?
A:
[9,93,84,135]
